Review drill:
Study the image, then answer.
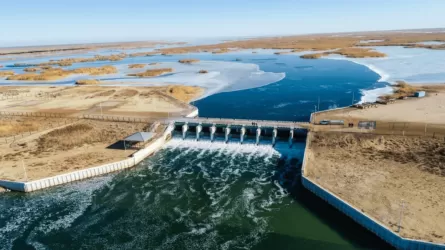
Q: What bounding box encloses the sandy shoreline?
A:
[315,88,445,124]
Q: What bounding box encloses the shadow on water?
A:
[272,154,394,250]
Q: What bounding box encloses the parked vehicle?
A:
[319,120,344,125]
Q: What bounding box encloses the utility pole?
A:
[318,96,320,112]
[398,199,406,233]
[22,160,28,182]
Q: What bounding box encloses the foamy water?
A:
[0,138,310,249]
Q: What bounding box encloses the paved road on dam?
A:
[174,117,311,129]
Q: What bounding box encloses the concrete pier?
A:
[225,125,231,143]
[210,124,216,142]
[256,127,261,145]
[196,124,202,141]
[240,126,246,144]
[289,129,294,147]
[182,123,189,140]
[272,127,277,146]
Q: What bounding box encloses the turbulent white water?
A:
[0,175,114,249]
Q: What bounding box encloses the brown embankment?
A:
[0,41,185,56]
[178,59,200,64]
[75,79,101,85]
[128,64,146,69]
[0,71,15,76]
[23,67,40,72]
[13,54,127,68]
[379,81,445,100]
[129,51,158,57]
[300,53,324,59]
[212,48,231,54]
[305,132,445,243]
[157,29,445,57]
[6,66,117,81]
[300,48,386,59]
[127,68,173,77]
[165,85,203,102]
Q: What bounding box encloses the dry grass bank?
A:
[178,59,200,64]
[379,81,445,100]
[212,48,231,54]
[23,67,39,72]
[0,119,150,181]
[305,132,445,243]
[300,53,323,59]
[157,30,445,57]
[0,117,72,138]
[13,54,127,68]
[128,68,173,77]
[128,64,146,69]
[75,79,101,85]
[165,85,203,102]
[300,48,386,59]
[0,120,39,137]
[6,66,117,81]
[129,51,158,57]
[0,71,15,76]
[332,47,386,58]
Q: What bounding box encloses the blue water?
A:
[192,54,383,121]
[0,51,393,249]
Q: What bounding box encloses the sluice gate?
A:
[172,118,307,147]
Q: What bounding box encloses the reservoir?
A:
[0,52,393,249]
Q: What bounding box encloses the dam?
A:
[173,117,309,146]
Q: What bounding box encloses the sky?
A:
[1,0,445,47]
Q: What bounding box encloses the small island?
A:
[128,64,146,69]
[127,68,173,77]
[178,59,200,64]
[7,66,117,81]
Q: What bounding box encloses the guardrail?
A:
[175,117,310,128]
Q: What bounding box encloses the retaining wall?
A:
[0,123,175,192]
[301,132,445,249]
[185,109,199,118]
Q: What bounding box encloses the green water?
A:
[0,139,392,249]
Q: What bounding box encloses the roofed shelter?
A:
[123,132,155,149]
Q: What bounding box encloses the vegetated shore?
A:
[0,85,203,182]
[2,28,445,62]
[0,85,203,116]
[315,83,445,124]
[154,28,445,58]
[0,41,185,57]
[305,83,445,244]
[304,132,445,243]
